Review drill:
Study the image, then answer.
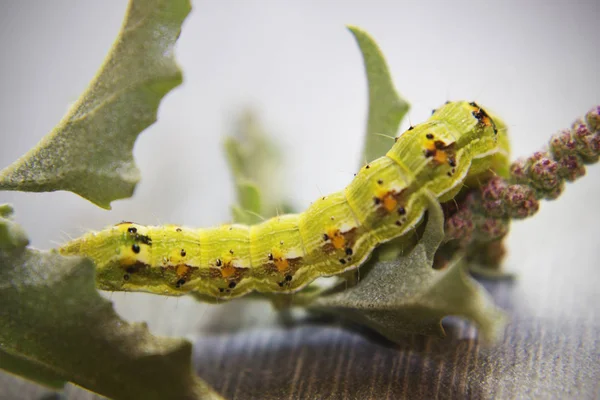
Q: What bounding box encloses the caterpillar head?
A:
[59,222,159,293]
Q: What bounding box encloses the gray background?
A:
[0,1,598,398]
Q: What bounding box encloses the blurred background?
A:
[0,0,598,397]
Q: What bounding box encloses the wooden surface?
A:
[192,283,599,399]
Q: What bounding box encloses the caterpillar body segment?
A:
[59,101,510,299]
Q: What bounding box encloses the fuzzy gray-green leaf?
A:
[0,211,222,400]
[0,0,191,209]
[348,25,410,164]
[311,192,506,343]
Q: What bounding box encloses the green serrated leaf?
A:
[0,213,222,400]
[310,192,506,343]
[230,180,263,225]
[0,0,191,209]
[224,110,292,222]
[348,25,410,164]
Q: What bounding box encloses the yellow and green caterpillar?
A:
[60,101,510,299]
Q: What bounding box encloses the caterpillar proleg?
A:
[59,101,510,299]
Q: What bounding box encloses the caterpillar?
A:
[59,101,510,299]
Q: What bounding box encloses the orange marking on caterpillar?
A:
[176,264,191,277]
[469,101,497,133]
[434,150,448,164]
[220,263,236,278]
[274,258,289,272]
[327,228,346,249]
[424,138,453,166]
[270,248,290,272]
[382,192,398,212]
[375,187,402,213]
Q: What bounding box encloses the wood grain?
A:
[2,276,598,400]
[190,279,599,399]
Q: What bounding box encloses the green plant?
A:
[0,1,597,399]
